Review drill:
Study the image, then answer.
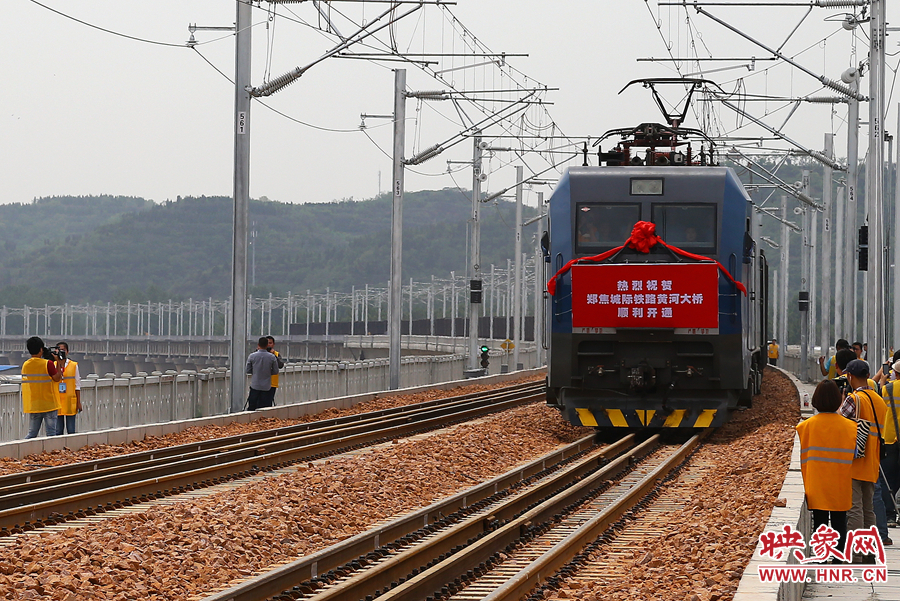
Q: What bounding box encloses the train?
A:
[543,79,769,430]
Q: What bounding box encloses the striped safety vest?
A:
[796,412,857,511]
[56,360,79,416]
[21,357,60,414]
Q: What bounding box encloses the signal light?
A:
[480,345,490,369]
[470,279,483,304]
[858,225,868,271]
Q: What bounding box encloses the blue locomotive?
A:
[543,80,768,429]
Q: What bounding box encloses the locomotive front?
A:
[544,131,767,430]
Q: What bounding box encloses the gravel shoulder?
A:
[0,374,544,476]
[0,400,590,600]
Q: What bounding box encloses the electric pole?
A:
[389,69,406,390]
[867,0,886,363]
[513,165,523,371]
[781,195,790,348]
[228,0,252,413]
[800,172,811,382]
[467,134,484,374]
[895,103,900,346]
[844,67,860,341]
[821,134,833,351]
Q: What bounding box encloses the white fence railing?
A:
[779,345,826,384]
[0,351,541,443]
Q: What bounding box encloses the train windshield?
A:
[576,203,641,253]
[651,204,717,252]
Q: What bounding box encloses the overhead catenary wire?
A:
[28,0,200,47]
[94,0,572,194]
[647,1,865,163]
[192,46,367,134]
[256,0,572,186]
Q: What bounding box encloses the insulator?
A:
[251,67,305,98]
[806,149,845,172]
[814,0,866,7]
[819,76,866,102]
[405,143,444,165]
[803,96,848,104]
[797,192,818,207]
[410,90,450,101]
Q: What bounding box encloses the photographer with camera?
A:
[53,341,82,435]
[833,348,864,397]
[872,349,900,388]
[21,336,62,438]
[839,359,888,555]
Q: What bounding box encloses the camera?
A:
[41,347,64,362]
[834,374,852,396]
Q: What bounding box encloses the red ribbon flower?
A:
[546,221,747,297]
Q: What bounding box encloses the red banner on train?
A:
[571,263,720,329]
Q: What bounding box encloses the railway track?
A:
[0,381,544,535]
[197,430,707,601]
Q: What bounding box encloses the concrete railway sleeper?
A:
[0,383,544,534]
[198,432,704,601]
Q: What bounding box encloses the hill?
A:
[0,195,151,257]
[1,155,864,346]
[0,190,538,304]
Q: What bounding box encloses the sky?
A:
[2,1,892,209]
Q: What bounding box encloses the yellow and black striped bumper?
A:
[573,407,722,428]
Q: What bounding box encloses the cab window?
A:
[576,203,641,254]
[651,204,717,252]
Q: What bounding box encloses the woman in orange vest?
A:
[53,341,82,435]
[797,379,858,554]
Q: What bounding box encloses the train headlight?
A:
[630,178,663,195]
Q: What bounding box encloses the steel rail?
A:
[203,436,661,601]
[0,381,540,488]
[0,387,543,532]
[0,384,543,508]
[199,434,630,601]
[482,432,707,601]
[371,435,665,601]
